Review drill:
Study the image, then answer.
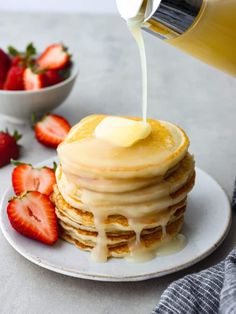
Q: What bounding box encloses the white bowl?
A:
[0,64,78,123]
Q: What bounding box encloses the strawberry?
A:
[0,130,21,168]
[4,66,24,90]
[11,55,24,67]
[7,191,58,245]
[37,44,70,70]
[34,114,71,148]
[12,162,56,196]
[0,48,11,89]
[8,43,36,69]
[23,68,45,90]
[44,70,63,87]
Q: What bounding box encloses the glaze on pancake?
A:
[51,185,187,231]
[60,217,184,258]
[56,153,194,207]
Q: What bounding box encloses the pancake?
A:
[55,172,195,217]
[60,216,184,258]
[57,161,180,194]
[55,115,195,262]
[55,176,194,232]
[51,179,193,230]
[58,204,186,241]
[57,115,190,179]
[56,153,194,206]
[56,203,186,233]
[58,205,185,247]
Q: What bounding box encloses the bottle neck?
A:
[143,0,204,40]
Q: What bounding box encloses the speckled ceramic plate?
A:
[0,157,231,282]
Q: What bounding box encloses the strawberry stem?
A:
[8,192,27,202]
[62,45,68,53]
[13,130,22,142]
[11,159,32,167]
[53,162,58,172]
[8,43,37,68]
[25,42,36,58]
[8,45,21,57]
[8,195,17,202]
[1,129,22,142]
[31,113,36,124]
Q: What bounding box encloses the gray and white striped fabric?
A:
[152,247,236,314]
[152,182,236,314]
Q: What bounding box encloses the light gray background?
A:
[0,0,117,13]
[0,12,235,314]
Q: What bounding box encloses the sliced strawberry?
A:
[34,114,71,148]
[44,70,63,87]
[3,66,24,90]
[0,48,11,89]
[12,163,56,196]
[23,68,45,90]
[37,44,70,70]
[7,191,58,245]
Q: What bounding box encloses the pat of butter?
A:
[94,117,151,147]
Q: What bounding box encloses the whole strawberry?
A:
[0,48,11,89]
[4,66,24,90]
[43,70,63,87]
[0,130,21,167]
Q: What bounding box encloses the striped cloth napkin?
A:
[152,180,236,314]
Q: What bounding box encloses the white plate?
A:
[0,157,231,282]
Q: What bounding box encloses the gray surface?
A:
[0,12,235,314]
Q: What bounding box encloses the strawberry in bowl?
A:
[4,43,72,91]
[0,43,78,122]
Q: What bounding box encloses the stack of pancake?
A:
[51,115,195,262]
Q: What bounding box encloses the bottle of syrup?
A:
[117,0,236,76]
